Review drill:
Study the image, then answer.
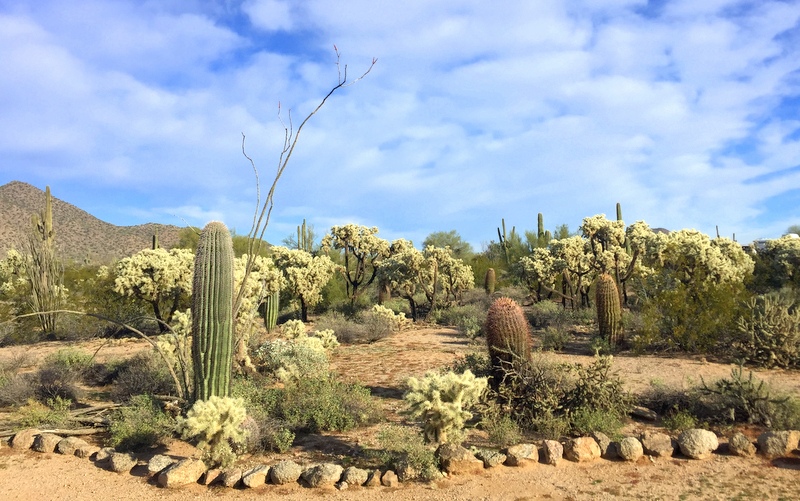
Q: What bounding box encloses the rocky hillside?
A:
[0,181,185,264]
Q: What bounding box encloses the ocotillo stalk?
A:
[191,221,235,403]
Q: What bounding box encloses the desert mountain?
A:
[0,181,184,264]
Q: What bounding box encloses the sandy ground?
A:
[1,327,800,500]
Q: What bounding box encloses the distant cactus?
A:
[485,297,531,390]
[263,289,279,333]
[27,185,63,335]
[191,221,235,403]
[596,273,622,346]
[484,267,496,295]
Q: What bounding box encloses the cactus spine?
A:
[263,289,279,333]
[484,267,496,295]
[485,297,531,390]
[596,273,622,346]
[191,221,235,403]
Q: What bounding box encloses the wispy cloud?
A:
[0,0,798,249]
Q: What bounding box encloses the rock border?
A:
[4,427,799,492]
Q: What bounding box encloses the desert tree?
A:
[321,224,390,306]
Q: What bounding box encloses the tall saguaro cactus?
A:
[192,221,235,403]
[27,185,63,335]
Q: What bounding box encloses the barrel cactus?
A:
[191,221,235,403]
[596,273,622,346]
[485,297,531,390]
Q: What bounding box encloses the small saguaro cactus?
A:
[596,273,623,346]
[191,221,235,403]
[484,267,496,295]
[485,297,531,390]
[263,289,280,333]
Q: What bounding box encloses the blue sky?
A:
[1,0,799,250]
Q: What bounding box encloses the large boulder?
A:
[381,470,399,487]
[504,443,539,466]
[564,437,601,463]
[301,463,344,488]
[757,430,800,458]
[147,454,175,476]
[640,431,675,458]
[242,465,270,488]
[11,428,41,450]
[341,466,370,487]
[591,431,615,459]
[108,451,138,473]
[728,432,756,457]
[157,458,208,488]
[541,440,563,466]
[616,437,644,462]
[32,433,62,453]
[473,449,507,468]
[677,429,718,459]
[219,468,243,488]
[56,436,90,456]
[436,443,484,475]
[269,460,303,485]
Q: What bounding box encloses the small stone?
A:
[591,431,614,459]
[677,429,719,460]
[32,433,62,453]
[436,443,484,475]
[201,468,223,486]
[757,430,800,458]
[220,468,243,488]
[564,437,601,463]
[108,451,139,473]
[11,428,41,450]
[541,440,563,466]
[56,437,89,456]
[157,458,207,488]
[336,481,348,490]
[364,470,382,487]
[74,444,99,459]
[504,443,539,466]
[616,437,644,462]
[242,465,270,488]
[94,447,115,463]
[381,470,399,487]
[640,431,674,458]
[728,432,756,457]
[147,454,175,475]
[301,463,344,488]
[269,460,303,485]
[341,466,369,487]
[631,406,658,421]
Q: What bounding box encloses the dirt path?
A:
[1,327,800,500]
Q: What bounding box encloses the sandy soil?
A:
[1,327,800,500]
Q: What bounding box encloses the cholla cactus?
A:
[321,224,391,306]
[734,292,800,369]
[178,396,248,468]
[254,339,330,383]
[403,370,488,444]
[271,246,337,322]
[370,304,410,332]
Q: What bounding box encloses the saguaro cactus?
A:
[28,185,62,335]
[484,268,496,295]
[596,273,622,346]
[263,289,279,333]
[192,221,235,403]
[485,297,531,390]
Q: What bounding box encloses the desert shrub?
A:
[178,396,248,468]
[563,356,632,421]
[433,304,486,339]
[447,352,491,379]
[373,424,440,482]
[479,403,522,448]
[253,339,329,383]
[111,352,176,402]
[315,311,370,344]
[316,309,398,344]
[34,348,94,403]
[540,326,571,351]
[661,409,699,432]
[403,370,488,444]
[569,408,625,439]
[279,376,378,433]
[527,300,563,328]
[732,290,800,369]
[635,280,749,353]
[0,372,36,407]
[15,396,72,428]
[107,394,176,451]
[230,375,293,453]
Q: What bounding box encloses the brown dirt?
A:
[2,327,800,500]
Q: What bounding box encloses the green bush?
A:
[253,339,329,383]
[540,326,571,351]
[447,352,491,379]
[15,396,72,428]
[107,394,176,451]
[479,403,522,448]
[433,304,486,339]
[569,408,624,439]
[279,377,378,433]
[34,348,94,403]
[374,424,440,482]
